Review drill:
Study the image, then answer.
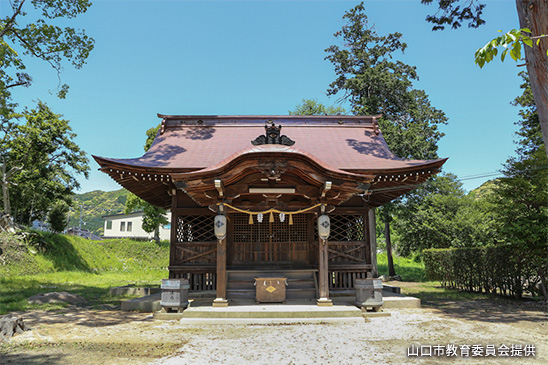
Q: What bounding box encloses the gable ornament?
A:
[251,121,295,146]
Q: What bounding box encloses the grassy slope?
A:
[2,231,513,314]
[0,232,168,314]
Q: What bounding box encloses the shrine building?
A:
[94,115,446,307]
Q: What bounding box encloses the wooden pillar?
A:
[213,237,228,307]
[169,190,178,279]
[317,237,332,306]
[368,208,378,278]
[363,207,371,268]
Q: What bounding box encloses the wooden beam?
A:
[214,179,224,197]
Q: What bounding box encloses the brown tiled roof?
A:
[94,115,445,173]
[93,115,447,208]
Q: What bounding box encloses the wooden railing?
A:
[169,266,216,291]
[328,265,372,290]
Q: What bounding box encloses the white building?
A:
[102,211,170,241]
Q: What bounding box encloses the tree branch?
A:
[11,28,61,74]
[6,81,30,89]
[0,0,26,38]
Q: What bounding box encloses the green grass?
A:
[0,232,169,314]
[377,252,426,282]
[2,232,524,314]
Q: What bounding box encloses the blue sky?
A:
[7,0,523,193]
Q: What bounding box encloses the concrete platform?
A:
[181,298,363,319]
[121,293,161,312]
[152,297,394,323]
[382,292,421,309]
[124,289,421,316]
[110,285,161,296]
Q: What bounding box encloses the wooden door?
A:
[230,213,310,265]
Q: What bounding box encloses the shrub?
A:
[423,245,547,299]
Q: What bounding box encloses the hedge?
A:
[423,244,548,299]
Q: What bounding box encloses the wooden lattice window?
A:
[314,215,364,241]
[313,214,367,264]
[176,215,216,242]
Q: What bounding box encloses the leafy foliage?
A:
[0,0,94,105]
[421,0,486,30]
[489,72,547,255]
[394,174,499,257]
[424,245,547,299]
[0,102,89,225]
[47,201,69,233]
[325,3,418,119]
[125,193,168,242]
[289,99,346,116]
[144,124,161,152]
[325,3,446,158]
[326,3,448,275]
[475,29,548,68]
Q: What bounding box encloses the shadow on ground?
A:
[427,298,548,324]
[0,352,66,365]
[13,308,152,329]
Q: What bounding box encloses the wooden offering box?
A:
[255,277,287,303]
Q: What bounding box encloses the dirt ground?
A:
[1,297,546,364]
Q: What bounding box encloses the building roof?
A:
[93,115,447,208]
[95,115,444,173]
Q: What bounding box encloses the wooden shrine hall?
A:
[94,115,446,307]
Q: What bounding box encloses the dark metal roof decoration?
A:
[251,121,295,146]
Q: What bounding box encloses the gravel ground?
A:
[153,307,546,364]
[1,300,546,364]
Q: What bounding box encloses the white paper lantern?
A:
[214,214,227,240]
[318,214,330,240]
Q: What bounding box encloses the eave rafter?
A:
[170,154,374,208]
[98,166,175,209]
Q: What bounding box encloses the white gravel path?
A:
[152,309,544,364]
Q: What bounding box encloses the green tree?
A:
[0,0,94,106]
[326,3,447,275]
[289,99,346,116]
[0,101,89,224]
[421,0,548,157]
[0,0,93,225]
[394,174,498,256]
[490,72,547,296]
[125,124,167,243]
[144,124,161,152]
[47,201,69,233]
[125,194,168,243]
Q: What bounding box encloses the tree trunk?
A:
[516,0,548,157]
[154,224,160,243]
[384,218,396,277]
[1,162,11,215]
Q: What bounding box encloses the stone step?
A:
[226,288,316,300]
[227,278,315,290]
[180,300,363,319]
[227,269,317,281]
